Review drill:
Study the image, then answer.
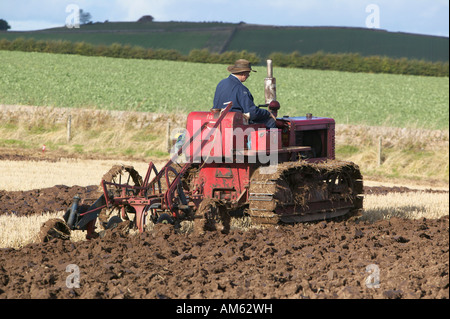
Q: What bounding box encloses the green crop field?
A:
[0,22,237,55]
[0,50,448,130]
[1,21,448,62]
[228,26,449,62]
[0,29,233,55]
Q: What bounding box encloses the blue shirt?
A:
[213,74,271,123]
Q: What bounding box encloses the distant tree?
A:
[138,15,154,22]
[79,9,92,25]
[0,19,11,31]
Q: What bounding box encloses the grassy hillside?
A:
[1,21,448,62]
[0,51,448,130]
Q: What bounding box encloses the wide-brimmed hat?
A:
[227,59,256,73]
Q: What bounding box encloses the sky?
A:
[0,0,448,37]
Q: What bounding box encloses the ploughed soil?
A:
[0,151,448,299]
[0,214,448,300]
[1,185,448,300]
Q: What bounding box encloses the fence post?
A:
[67,115,72,143]
[377,136,382,166]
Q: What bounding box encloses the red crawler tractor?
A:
[49,60,363,240]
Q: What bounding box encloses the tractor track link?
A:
[248,161,364,225]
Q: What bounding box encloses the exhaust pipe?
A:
[264,59,280,117]
[264,59,276,104]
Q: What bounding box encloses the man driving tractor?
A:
[213,59,277,128]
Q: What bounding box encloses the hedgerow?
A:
[0,38,447,77]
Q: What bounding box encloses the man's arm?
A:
[238,89,272,122]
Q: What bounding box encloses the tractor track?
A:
[248,161,364,225]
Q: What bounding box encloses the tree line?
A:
[0,37,447,77]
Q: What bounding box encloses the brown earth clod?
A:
[38,218,71,243]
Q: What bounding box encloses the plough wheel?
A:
[102,164,143,195]
[100,165,143,226]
